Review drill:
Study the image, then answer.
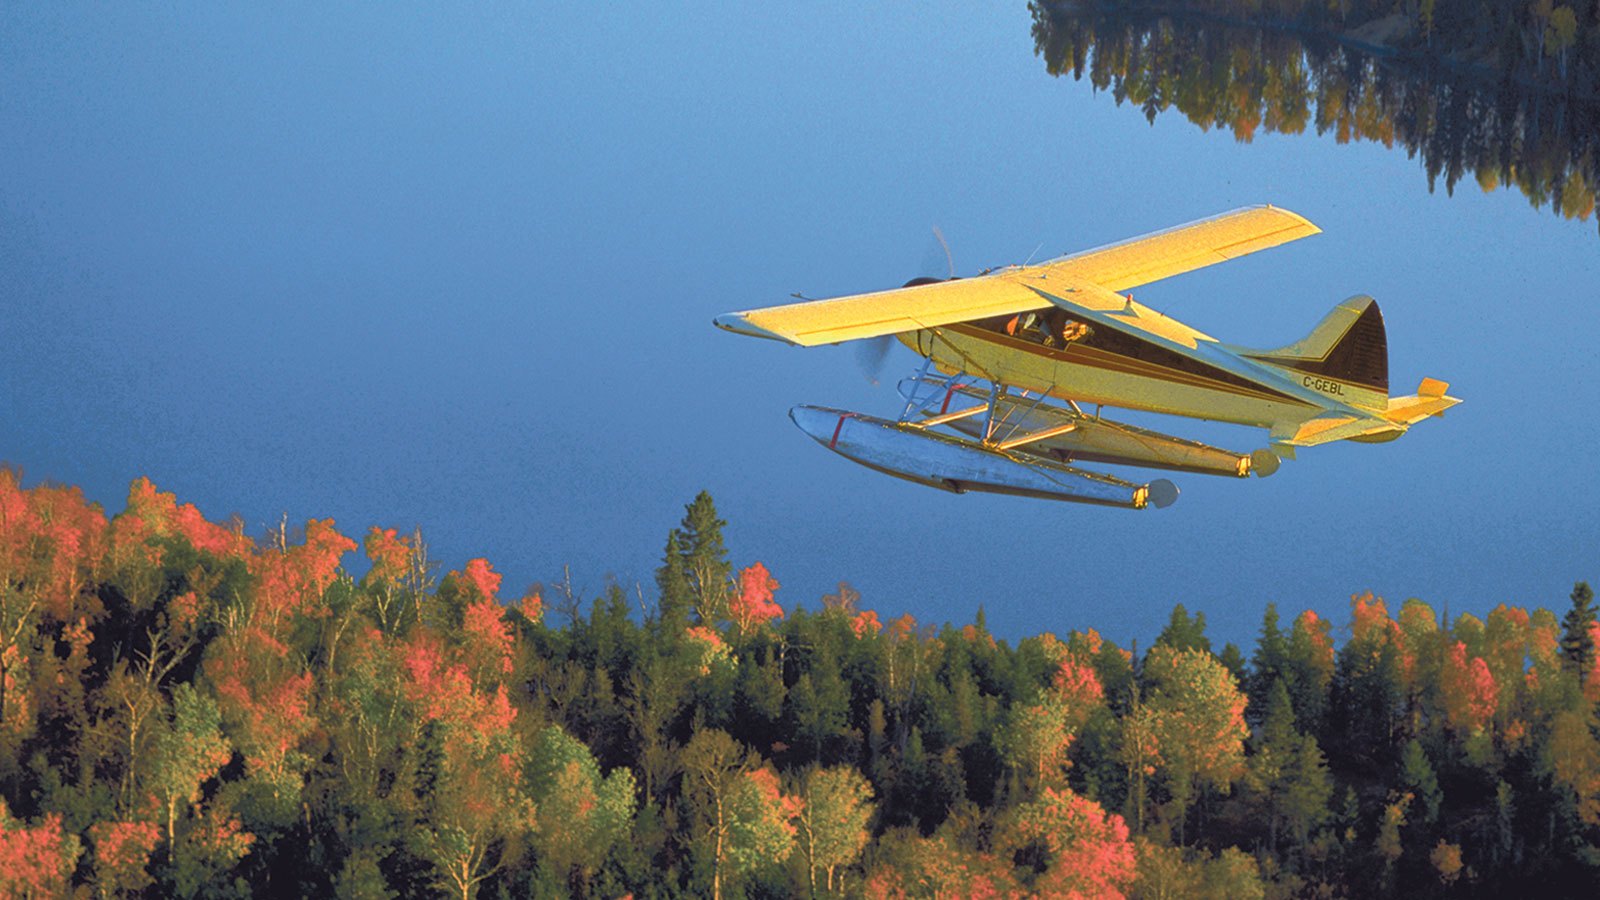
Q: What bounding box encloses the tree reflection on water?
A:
[1031,3,1598,233]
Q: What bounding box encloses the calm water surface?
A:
[2,5,1594,648]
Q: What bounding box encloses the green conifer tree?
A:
[1559,581,1596,684]
[655,530,692,635]
[1217,643,1247,686]
[1282,732,1332,860]
[678,491,733,624]
[1250,678,1330,860]
[1258,679,1297,755]
[1250,604,1289,719]
[1153,603,1211,655]
[1399,738,1442,825]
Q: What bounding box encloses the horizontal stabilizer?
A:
[1272,414,1404,448]
[1385,378,1462,425]
[1271,376,1458,450]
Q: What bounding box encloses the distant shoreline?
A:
[1035,1,1599,102]
[1031,0,1600,232]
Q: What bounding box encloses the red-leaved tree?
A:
[90,819,161,899]
[0,803,81,900]
[729,562,783,634]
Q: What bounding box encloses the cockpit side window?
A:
[979,309,1093,348]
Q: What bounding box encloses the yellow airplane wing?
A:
[715,275,1045,346]
[1027,205,1320,292]
[714,205,1319,347]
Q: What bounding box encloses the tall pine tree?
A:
[655,529,692,635]
[678,491,733,624]
[1559,581,1596,685]
[1153,603,1211,655]
[1249,604,1289,721]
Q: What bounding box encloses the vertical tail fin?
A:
[1248,295,1389,409]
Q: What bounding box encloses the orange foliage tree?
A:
[452,559,516,687]
[0,469,108,741]
[0,802,81,900]
[729,562,784,634]
[89,819,161,899]
[403,627,529,900]
[206,625,317,824]
[252,518,356,629]
[1003,786,1136,899]
[1439,641,1498,737]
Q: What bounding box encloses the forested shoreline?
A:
[1030,2,1600,231]
[2,468,1598,899]
[1036,0,1600,94]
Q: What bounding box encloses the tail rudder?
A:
[1247,295,1390,410]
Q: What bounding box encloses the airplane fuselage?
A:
[897,299,1385,436]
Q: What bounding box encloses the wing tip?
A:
[1259,203,1322,236]
[714,313,798,345]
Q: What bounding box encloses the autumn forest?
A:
[1,469,1598,899]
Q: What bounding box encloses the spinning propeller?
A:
[854,227,955,385]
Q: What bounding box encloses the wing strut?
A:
[995,421,1079,451]
[898,355,938,421]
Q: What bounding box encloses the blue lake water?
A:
[2,3,1595,649]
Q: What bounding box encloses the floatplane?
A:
[715,206,1458,509]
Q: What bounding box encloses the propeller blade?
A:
[853,335,895,385]
[854,227,947,385]
[918,226,955,280]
